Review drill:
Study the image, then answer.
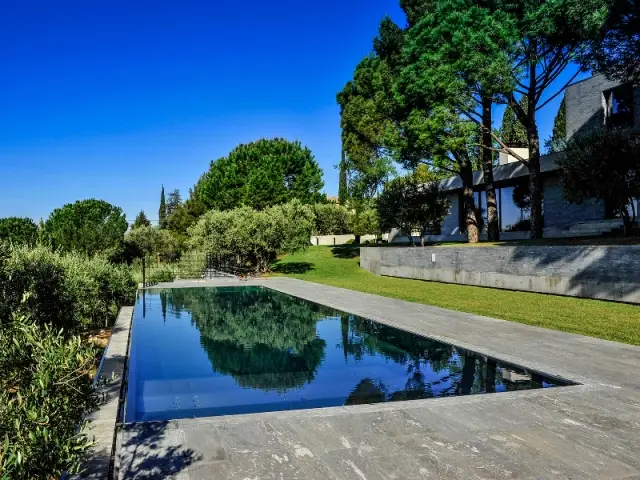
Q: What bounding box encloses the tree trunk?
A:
[527,125,543,239]
[460,163,479,243]
[482,95,499,242]
[485,359,496,393]
[420,230,425,247]
[526,47,543,240]
[460,354,476,396]
[354,234,361,245]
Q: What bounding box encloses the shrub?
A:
[188,200,314,273]
[5,245,136,331]
[125,225,182,260]
[5,246,74,330]
[0,313,98,479]
[59,252,137,328]
[147,264,177,283]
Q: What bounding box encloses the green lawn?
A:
[272,245,640,346]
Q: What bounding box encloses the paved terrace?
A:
[116,278,640,479]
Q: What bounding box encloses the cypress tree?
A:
[159,185,167,228]
[338,149,349,206]
[501,97,529,148]
[546,97,566,153]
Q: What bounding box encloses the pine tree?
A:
[132,210,151,229]
[338,149,349,206]
[159,185,167,229]
[501,97,529,148]
[546,97,566,153]
[166,189,183,217]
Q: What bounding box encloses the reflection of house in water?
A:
[388,74,640,243]
[501,368,532,383]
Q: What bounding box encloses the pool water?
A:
[125,286,571,423]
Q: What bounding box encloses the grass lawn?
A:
[272,245,640,346]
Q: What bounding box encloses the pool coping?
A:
[72,306,133,480]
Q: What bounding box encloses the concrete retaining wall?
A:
[360,245,640,303]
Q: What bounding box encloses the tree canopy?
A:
[377,176,450,246]
[312,203,352,236]
[339,0,610,240]
[166,189,182,217]
[187,200,315,273]
[579,0,640,85]
[194,138,325,211]
[0,217,38,246]
[42,199,127,256]
[132,210,151,229]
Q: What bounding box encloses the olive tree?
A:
[188,201,314,273]
[312,203,353,236]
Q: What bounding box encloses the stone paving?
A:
[114,278,640,479]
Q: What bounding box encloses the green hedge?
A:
[4,245,136,331]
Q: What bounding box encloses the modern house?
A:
[391,74,640,242]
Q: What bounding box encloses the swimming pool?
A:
[125,286,572,423]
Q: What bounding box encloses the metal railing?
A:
[140,252,254,287]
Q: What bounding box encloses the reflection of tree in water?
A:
[201,339,326,391]
[340,315,458,401]
[340,316,547,401]
[164,287,327,392]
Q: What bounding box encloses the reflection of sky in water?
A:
[125,287,570,423]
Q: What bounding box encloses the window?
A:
[475,191,488,232]
[604,84,635,129]
[498,185,530,232]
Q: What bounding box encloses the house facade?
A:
[391,74,640,243]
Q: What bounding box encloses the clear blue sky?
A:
[0,0,586,224]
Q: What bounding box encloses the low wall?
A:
[360,245,640,303]
[311,234,386,246]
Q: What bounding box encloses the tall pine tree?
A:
[159,185,167,228]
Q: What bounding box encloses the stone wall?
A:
[360,245,640,303]
[565,75,621,140]
[542,176,606,227]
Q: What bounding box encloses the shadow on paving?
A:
[117,422,201,479]
[271,261,315,274]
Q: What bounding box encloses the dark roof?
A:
[437,152,562,192]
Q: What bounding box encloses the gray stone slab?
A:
[115,279,640,479]
[75,306,133,479]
